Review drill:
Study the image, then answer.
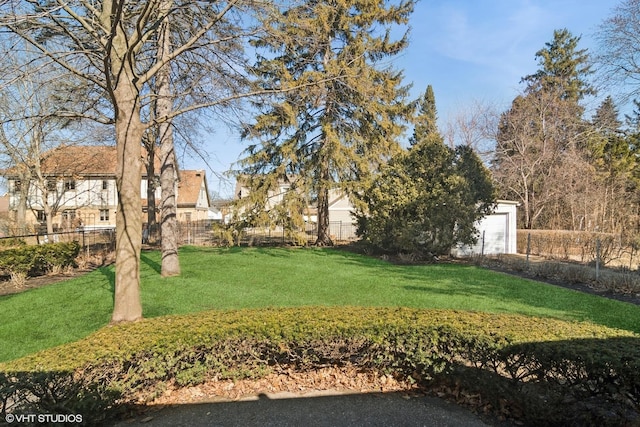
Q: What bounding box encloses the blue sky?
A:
[199,1,621,197]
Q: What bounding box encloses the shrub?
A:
[517,229,628,266]
[0,238,26,249]
[0,371,122,426]
[1,307,638,425]
[358,141,495,256]
[0,241,81,277]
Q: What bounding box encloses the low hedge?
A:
[1,307,639,426]
[0,241,80,277]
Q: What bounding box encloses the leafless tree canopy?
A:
[596,0,640,102]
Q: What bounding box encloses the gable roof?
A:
[178,170,209,207]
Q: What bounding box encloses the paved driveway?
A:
[114,390,495,427]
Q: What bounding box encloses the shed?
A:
[452,200,518,257]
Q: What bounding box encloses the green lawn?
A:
[1,246,639,362]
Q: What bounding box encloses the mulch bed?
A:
[0,266,102,297]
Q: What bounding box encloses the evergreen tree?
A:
[522,28,594,104]
[238,0,415,246]
[358,89,495,256]
[410,85,438,145]
[593,96,622,135]
[588,97,639,233]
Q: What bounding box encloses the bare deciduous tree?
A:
[443,99,499,162]
[0,0,260,322]
[596,0,640,101]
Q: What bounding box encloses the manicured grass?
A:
[1,246,639,363]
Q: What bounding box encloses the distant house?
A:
[177,170,211,222]
[326,189,357,239]
[3,145,211,232]
[452,200,519,257]
[0,194,9,237]
[234,176,358,239]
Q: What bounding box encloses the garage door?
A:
[478,213,508,255]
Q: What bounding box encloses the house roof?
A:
[41,145,118,176]
[178,170,209,207]
[3,145,161,178]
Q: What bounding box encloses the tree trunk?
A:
[112,90,144,323]
[157,0,180,277]
[160,145,180,276]
[110,29,144,323]
[44,203,54,236]
[15,176,28,235]
[315,183,333,246]
[146,146,158,245]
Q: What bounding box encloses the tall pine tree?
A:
[410,85,438,145]
[238,0,414,245]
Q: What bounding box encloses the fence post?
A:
[596,238,601,281]
[481,230,485,257]
[526,232,531,267]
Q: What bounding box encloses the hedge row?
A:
[516,229,632,266]
[0,241,80,276]
[1,307,639,426]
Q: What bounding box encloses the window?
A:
[64,179,76,191]
[46,180,57,192]
[36,210,46,222]
[13,180,21,193]
[62,210,76,221]
[102,180,108,190]
[99,209,110,222]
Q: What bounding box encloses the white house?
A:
[234,176,358,239]
[4,145,212,231]
[452,200,519,257]
[326,189,357,240]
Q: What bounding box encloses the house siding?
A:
[3,146,209,233]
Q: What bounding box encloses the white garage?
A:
[452,200,518,257]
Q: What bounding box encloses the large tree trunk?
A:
[112,91,144,323]
[110,30,144,323]
[157,0,180,277]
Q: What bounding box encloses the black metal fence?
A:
[0,220,359,251]
[0,228,116,252]
[177,220,359,246]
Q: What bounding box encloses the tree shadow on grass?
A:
[141,252,161,275]
[97,265,116,304]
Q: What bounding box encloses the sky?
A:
[194,1,622,198]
